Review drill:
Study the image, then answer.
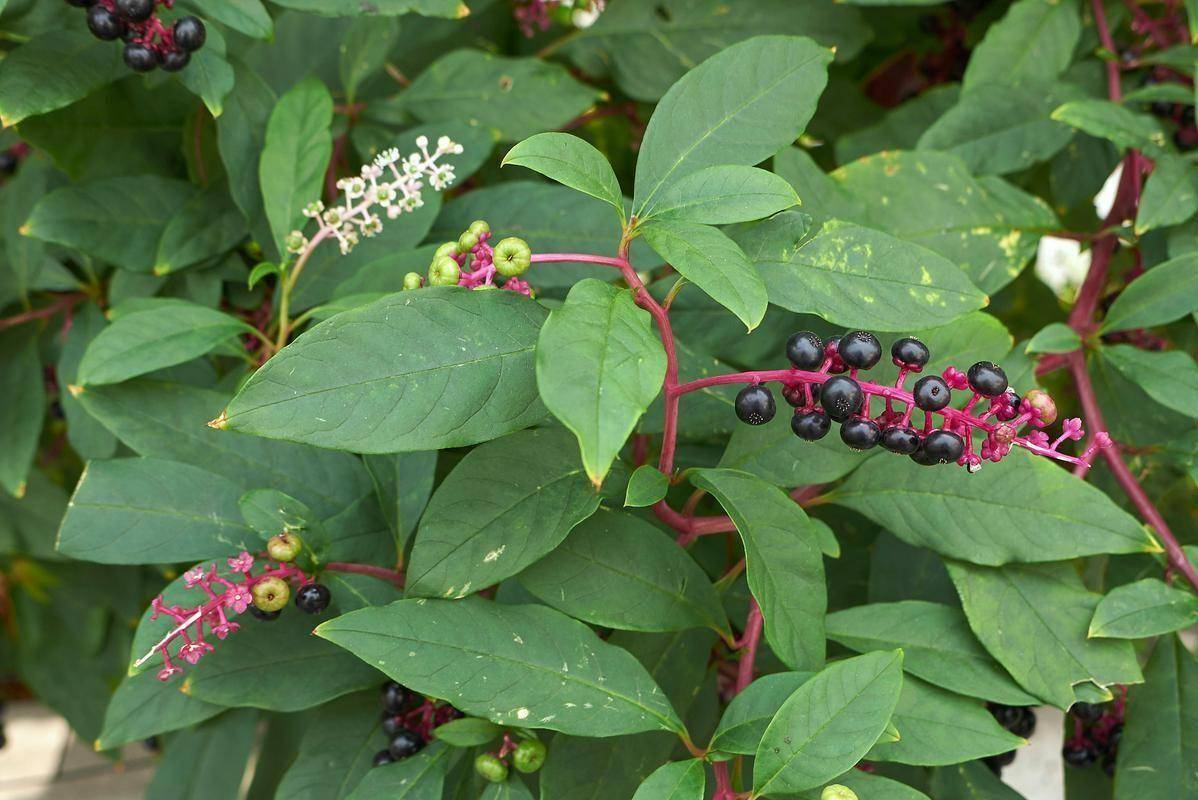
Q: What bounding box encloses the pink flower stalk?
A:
[135,556,313,681]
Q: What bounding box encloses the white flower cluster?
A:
[287,135,464,256]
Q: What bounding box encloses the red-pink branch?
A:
[0,293,86,332]
[326,562,405,588]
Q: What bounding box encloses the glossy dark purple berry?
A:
[389,730,425,760]
[820,375,864,422]
[838,331,882,370]
[891,337,930,370]
[381,681,412,714]
[912,375,951,411]
[123,42,158,72]
[881,425,921,455]
[1070,702,1105,724]
[1008,707,1036,738]
[173,16,206,51]
[967,361,1008,397]
[294,582,331,614]
[909,440,936,466]
[87,5,126,39]
[1063,742,1098,767]
[115,0,154,21]
[372,749,395,767]
[786,331,824,370]
[840,417,881,450]
[989,704,1022,728]
[782,383,820,407]
[249,605,280,621]
[381,714,405,737]
[159,48,190,72]
[792,409,831,441]
[923,429,964,464]
[983,749,1016,774]
[735,385,775,426]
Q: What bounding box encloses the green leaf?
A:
[946,561,1144,709]
[23,176,195,272]
[217,60,276,256]
[826,601,1039,706]
[1113,635,1198,800]
[178,42,236,118]
[1052,100,1169,154]
[57,457,254,563]
[3,159,65,307]
[346,741,451,799]
[259,76,333,257]
[746,219,987,330]
[517,508,731,637]
[962,0,1081,90]
[502,133,625,223]
[625,465,670,507]
[708,671,813,757]
[154,182,247,274]
[362,451,436,550]
[641,220,767,331]
[431,717,503,747]
[56,305,117,461]
[181,0,272,39]
[0,30,124,127]
[269,0,462,17]
[536,279,667,485]
[799,771,931,800]
[838,84,961,164]
[401,50,600,142]
[77,299,250,386]
[481,780,534,800]
[829,449,1160,565]
[718,409,867,488]
[274,692,385,800]
[1088,578,1198,638]
[96,669,224,751]
[1136,153,1198,233]
[643,166,799,225]
[239,488,331,568]
[930,761,1025,799]
[1102,344,1198,418]
[690,468,826,671]
[316,599,686,736]
[406,427,601,598]
[1102,253,1198,331]
[631,759,705,800]
[0,328,42,497]
[340,17,401,103]
[633,35,832,214]
[145,709,257,800]
[865,677,1024,765]
[221,287,548,452]
[1026,322,1081,354]
[753,651,904,795]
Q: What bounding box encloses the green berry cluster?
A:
[402,220,533,294]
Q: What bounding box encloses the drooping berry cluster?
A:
[982,703,1036,774]
[513,0,605,37]
[732,330,1107,471]
[135,534,331,682]
[404,220,533,296]
[287,136,463,258]
[474,733,548,783]
[1063,699,1123,776]
[371,680,462,768]
[69,0,206,73]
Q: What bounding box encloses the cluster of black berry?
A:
[371,681,461,768]
[1063,701,1122,777]
[733,330,1016,468]
[982,703,1036,774]
[68,0,206,73]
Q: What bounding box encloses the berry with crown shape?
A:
[913,375,952,411]
[735,385,775,425]
[838,331,881,370]
[967,361,1008,397]
[891,337,930,370]
[494,236,532,277]
[820,375,864,421]
[512,738,547,773]
[251,577,290,612]
[786,331,824,370]
[475,753,509,782]
[428,255,461,286]
[267,533,301,562]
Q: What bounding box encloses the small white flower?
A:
[1094,163,1123,219]
[337,176,366,198]
[303,200,325,218]
[573,5,601,27]
[361,163,384,181]
[374,148,401,168]
[415,135,429,150]
[322,207,345,227]
[285,231,308,254]
[1035,235,1091,300]
[360,214,383,237]
[373,184,398,205]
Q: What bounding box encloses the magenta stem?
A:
[326,561,405,587]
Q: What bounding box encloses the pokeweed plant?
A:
[0,1,1196,799]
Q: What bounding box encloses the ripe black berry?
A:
[840,417,881,450]
[983,749,1016,774]
[1070,702,1105,724]
[294,583,331,614]
[66,0,97,6]
[820,376,864,422]
[1063,742,1097,767]
[381,714,405,737]
[372,749,395,767]
[0,153,17,176]
[792,409,831,441]
[173,16,206,51]
[389,730,425,760]
[891,337,930,370]
[249,605,281,621]
[735,385,775,426]
[989,704,1022,728]
[923,429,964,464]
[967,361,1008,397]
[838,331,881,370]
[881,425,921,455]
[912,375,951,411]
[786,331,824,370]
[1008,707,1036,738]
[115,0,154,21]
[159,48,190,72]
[87,5,126,39]
[380,681,412,714]
[782,383,820,408]
[123,43,158,72]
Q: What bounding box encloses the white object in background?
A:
[1094,163,1124,220]
[1035,236,1092,300]
[1004,705,1066,800]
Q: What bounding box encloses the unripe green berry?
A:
[458,230,481,252]
[821,785,858,800]
[266,532,301,562]
[1023,389,1058,425]
[251,576,290,612]
[428,256,461,287]
[474,753,508,783]
[433,241,459,260]
[512,738,547,773]
[493,237,532,278]
[402,272,423,291]
[467,219,490,237]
